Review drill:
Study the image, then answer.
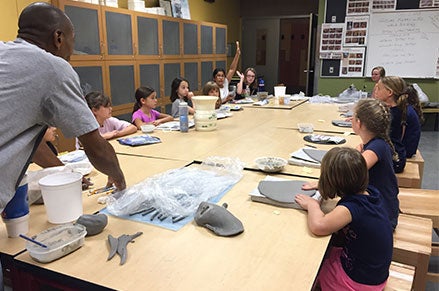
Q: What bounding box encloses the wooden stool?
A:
[396,162,421,188]
[393,214,432,291]
[399,188,439,284]
[385,262,415,291]
[426,241,439,283]
[406,149,424,183]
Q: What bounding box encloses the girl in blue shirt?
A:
[296,147,393,290]
[352,99,400,229]
[374,76,422,165]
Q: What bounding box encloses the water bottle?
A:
[179,101,189,133]
[244,86,250,97]
[258,76,265,92]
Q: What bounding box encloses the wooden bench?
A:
[396,162,421,188]
[422,107,439,131]
[399,188,439,228]
[385,262,415,291]
[399,188,439,284]
[406,149,424,183]
[392,214,432,291]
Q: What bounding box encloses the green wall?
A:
[316,0,439,102]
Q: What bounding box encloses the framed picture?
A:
[159,0,172,17]
[171,0,191,19]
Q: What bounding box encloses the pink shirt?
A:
[99,117,132,135]
[132,109,160,123]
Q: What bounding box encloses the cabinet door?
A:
[201,25,213,55]
[104,8,134,58]
[183,22,198,56]
[201,61,213,86]
[137,16,159,58]
[71,64,105,95]
[216,60,226,71]
[184,62,199,92]
[108,63,136,116]
[62,2,103,61]
[164,63,181,96]
[139,63,161,98]
[162,20,180,56]
[215,26,226,54]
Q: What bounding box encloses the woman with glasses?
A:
[235,68,258,100]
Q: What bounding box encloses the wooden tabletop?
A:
[110,103,361,178]
[15,168,333,290]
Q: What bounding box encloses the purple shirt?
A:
[132,109,160,123]
[99,117,132,135]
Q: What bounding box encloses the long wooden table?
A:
[5,101,429,290]
[14,166,332,290]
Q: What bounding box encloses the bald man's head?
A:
[18,2,75,61]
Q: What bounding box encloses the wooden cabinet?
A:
[57,0,227,117]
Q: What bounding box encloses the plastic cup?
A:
[274,86,286,97]
[279,96,284,105]
[283,96,290,105]
[39,172,83,224]
[2,175,29,219]
[2,213,29,237]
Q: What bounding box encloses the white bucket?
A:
[2,213,29,237]
[274,86,286,97]
[38,172,83,224]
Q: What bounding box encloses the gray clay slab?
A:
[332,120,352,128]
[258,180,316,203]
[302,149,328,163]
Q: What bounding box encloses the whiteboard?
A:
[366,9,439,78]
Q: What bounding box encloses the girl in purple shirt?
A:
[132,86,173,129]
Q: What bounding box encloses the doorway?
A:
[241,15,316,95]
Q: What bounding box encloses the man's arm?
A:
[78,129,126,191]
[33,142,64,168]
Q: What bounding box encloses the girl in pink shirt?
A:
[85,92,137,140]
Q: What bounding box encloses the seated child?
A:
[170,77,195,118]
[132,86,173,128]
[295,147,393,290]
[202,81,222,109]
[85,92,137,139]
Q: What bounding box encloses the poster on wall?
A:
[340,47,366,77]
[319,23,344,59]
[343,16,369,46]
[171,0,191,20]
[419,0,439,7]
[159,0,173,17]
[371,0,396,11]
[346,0,371,15]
